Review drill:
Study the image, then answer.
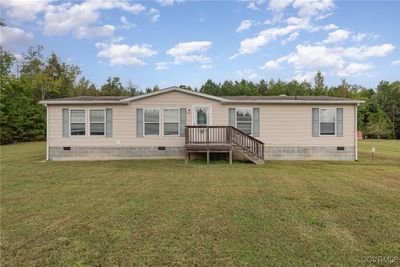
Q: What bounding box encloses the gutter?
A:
[39,100,129,105]
[220,100,365,105]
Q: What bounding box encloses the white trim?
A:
[192,105,212,126]
[143,108,161,136]
[46,104,49,161]
[355,105,358,161]
[89,108,106,136]
[69,109,87,136]
[318,108,336,137]
[235,107,253,136]
[122,87,227,103]
[162,108,180,136]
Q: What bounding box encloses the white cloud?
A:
[264,43,394,78]
[294,71,318,82]
[352,33,380,42]
[233,0,337,57]
[293,0,335,19]
[323,29,350,43]
[260,60,280,70]
[200,64,213,69]
[247,0,264,11]
[341,44,395,60]
[343,63,374,76]
[40,1,145,38]
[155,62,169,70]
[0,0,50,21]
[0,26,33,49]
[13,53,24,62]
[352,33,367,42]
[281,32,299,45]
[148,8,160,22]
[75,25,115,39]
[120,16,136,30]
[323,24,338,31]
[88,0,146,14]
[391,59,400,66]
[264,12,286,25]
[286,45,345,70]
[268,0,293,11]
[231,20,312,57]
[235,69,258,80]
[166,41,212,64]
[267,0,335,19]
[96,42,157,66]
[236,20,253,33]
[156,0,183,6]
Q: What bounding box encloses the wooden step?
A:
[233,145,264,165]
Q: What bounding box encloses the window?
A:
[90,109,105,136]
[144,109,160,136]
[163,109,179,136]
[70,109,86,135]
[194,106,210,125]
[320,109,335,135]
[236,108,252,135]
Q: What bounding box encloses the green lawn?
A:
[1,141,399,266]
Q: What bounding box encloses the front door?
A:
[193,106,211,126]
[192,106,212,143]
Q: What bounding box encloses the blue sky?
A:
[1,0,399,90]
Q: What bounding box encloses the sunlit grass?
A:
[1,140,399,266]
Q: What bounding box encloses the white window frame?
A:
[89,108,106,136]
[192,105,212,126]
[69,109,86,136]
[235,108,253,136]
[143,108,161,136]
[163,108,180,136]
[319,108,336,137]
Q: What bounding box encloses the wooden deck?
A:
[184,126,264,164]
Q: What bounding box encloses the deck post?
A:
[185,151,189,165]
[207,149,210,164]
[229,149,232,165]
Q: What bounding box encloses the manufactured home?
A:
[40,86,364,164]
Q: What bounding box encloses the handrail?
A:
[185,125,264,160]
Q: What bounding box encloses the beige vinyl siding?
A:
[48,90,355,147]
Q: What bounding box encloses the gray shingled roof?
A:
[221,95,356,101]
[40,87,363,104]
[46,96,130,101]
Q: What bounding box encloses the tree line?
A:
[1,45,399,144]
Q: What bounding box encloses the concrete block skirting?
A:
[49,145,355,161]
[49,146,185,161]
[264,146,355,160]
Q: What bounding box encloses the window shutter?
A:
[136,108,143,137]
[179,108,187,137]
[62,108,69,137]
[312,108,319,137]
[336,108,343,137]
[229,108,236,127]
[253,108,260,137]
[106,108,112,137]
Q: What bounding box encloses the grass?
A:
[1,140,399,266]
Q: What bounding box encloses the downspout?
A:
[355,104,358,161]
[46,104,49,161]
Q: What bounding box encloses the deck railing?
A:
[185,126,264,159]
